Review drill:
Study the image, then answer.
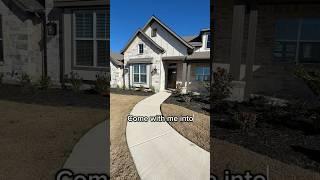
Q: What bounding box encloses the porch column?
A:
[182,62,187,93]
[229,4,246,81]
[186,63,191,91]
[244,7,258,99]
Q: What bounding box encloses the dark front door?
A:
[167,65,177,89]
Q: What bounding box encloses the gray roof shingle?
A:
[12,0,44,12]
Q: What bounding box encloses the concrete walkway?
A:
[126,91,210,180]
[63,120,109,176]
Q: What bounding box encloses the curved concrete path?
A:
[126,91,210,180]
[63,120,109,176]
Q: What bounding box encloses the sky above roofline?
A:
[110,0,210,53]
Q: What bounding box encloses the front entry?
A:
[167,63,177,89]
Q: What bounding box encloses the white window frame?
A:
[133,64,147,84]
[195,67,210,81]
[138,43,144,54]
[151,28,157,37]
[73,10,107,68]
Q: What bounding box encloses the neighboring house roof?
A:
[54,0,108,7]
[12,0,44,12]
[182,36,197,42]
[142,16,194,51]
[120,29,165,54]
[110,52,123,66]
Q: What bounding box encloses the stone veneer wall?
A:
[0,0,43,83]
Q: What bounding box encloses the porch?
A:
[162,52,210,94]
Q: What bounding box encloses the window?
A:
[151,28,157,37]
[273,18,320,63]
[74,10,107,67]
[138,44,144,54]
[0,15,3,63]
[133,64,147,83]
[206,34,211,48]
[195,67,210,81]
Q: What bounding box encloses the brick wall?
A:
[215,0,320,100]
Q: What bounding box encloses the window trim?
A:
[206,34,211,49]
[72,10,107,69]
[151,28,157,37]
[274,18,320,64]
[133,64,147,84]
[195,66,210,81]
[138,43,144,54]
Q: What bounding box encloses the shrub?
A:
[233,111,258,133]
[0,73,3,84]
[38,76,51,90]
[67,72,83,93]
[150,86,155,93]
[19,73,31,87]
[139,85,145,91]
[182,93,193,104]
[212,67,232,112]
[95,73,109,94]
[213,67,232,100]
[294,66,320,97]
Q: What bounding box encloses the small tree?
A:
[212,67,232,100]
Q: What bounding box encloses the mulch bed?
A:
[110,88,154,96]
[164,94,210,115]
[212,97,320,173]
[0,84,107,109]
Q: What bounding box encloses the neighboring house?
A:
[110,52,123,88]
[0,0,109,85]
[114,16,210,93]
[215,0,320,101]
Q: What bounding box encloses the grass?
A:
[161,103,210,151]
[0,100,106,179]
[110,93,146,180]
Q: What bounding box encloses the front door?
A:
[167,64,177,89]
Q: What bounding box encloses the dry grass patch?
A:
[110,93,147,180]
[0,100,106,179]
[211,138,320,180]
[161,103,210,151]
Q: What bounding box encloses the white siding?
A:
[144,22,189,57]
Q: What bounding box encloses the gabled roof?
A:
[142,16,194,51]
[12,0,44,12]
[120,29,165,54]
[54,0,108,7]
[110,52,123,66]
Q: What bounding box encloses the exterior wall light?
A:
[47,22,57,36]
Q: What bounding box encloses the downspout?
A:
[42,12,48,77]
[36,11,47,78]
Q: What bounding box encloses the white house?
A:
[112,16,211,93]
